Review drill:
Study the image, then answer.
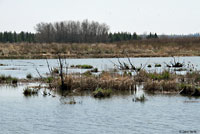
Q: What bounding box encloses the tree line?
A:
[109,32,142,42]
[35,20,110,43]
[0,31,35,43]
[0,20,159,43]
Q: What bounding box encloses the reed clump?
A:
[71,64,93,69]
[51,71,136,92]
[143,80,179,93]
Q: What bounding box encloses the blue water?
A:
[0,84,199,134]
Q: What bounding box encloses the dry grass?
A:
[51,72,136,92]
[143,80,179,93]
[1,37,200,58]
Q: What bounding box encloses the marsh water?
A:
[0,84,200,134]
[0,57,200,134]
[0,56,199,78]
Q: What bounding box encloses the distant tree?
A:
[35,20,110,43]
[8,32,13,43]
[154,33,158,38]
[132,32,138,40]
[3,32,8,42]
[146,32,158,39]
[13,32,17,42]
[20,32,25,42]
[0,33,2,42]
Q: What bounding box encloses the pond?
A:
[0,57,200,133]
[0,56,199,78]
[0,84,200,134]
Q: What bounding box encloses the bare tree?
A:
[35,20,110,43]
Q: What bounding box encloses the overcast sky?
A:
[0,0,199,34]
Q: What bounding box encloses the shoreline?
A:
[0,53,200,59]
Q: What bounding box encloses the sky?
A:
[0,0,199,34]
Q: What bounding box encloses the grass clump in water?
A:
[0,75,18,84]
[75,64,93,69]
[26,73,32,79]
[23,87,38,96]
[91,68,98,73]
[148,71,170,80]
[147,64,152,68]
[155,64,161,67]
[93,88,112,98]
